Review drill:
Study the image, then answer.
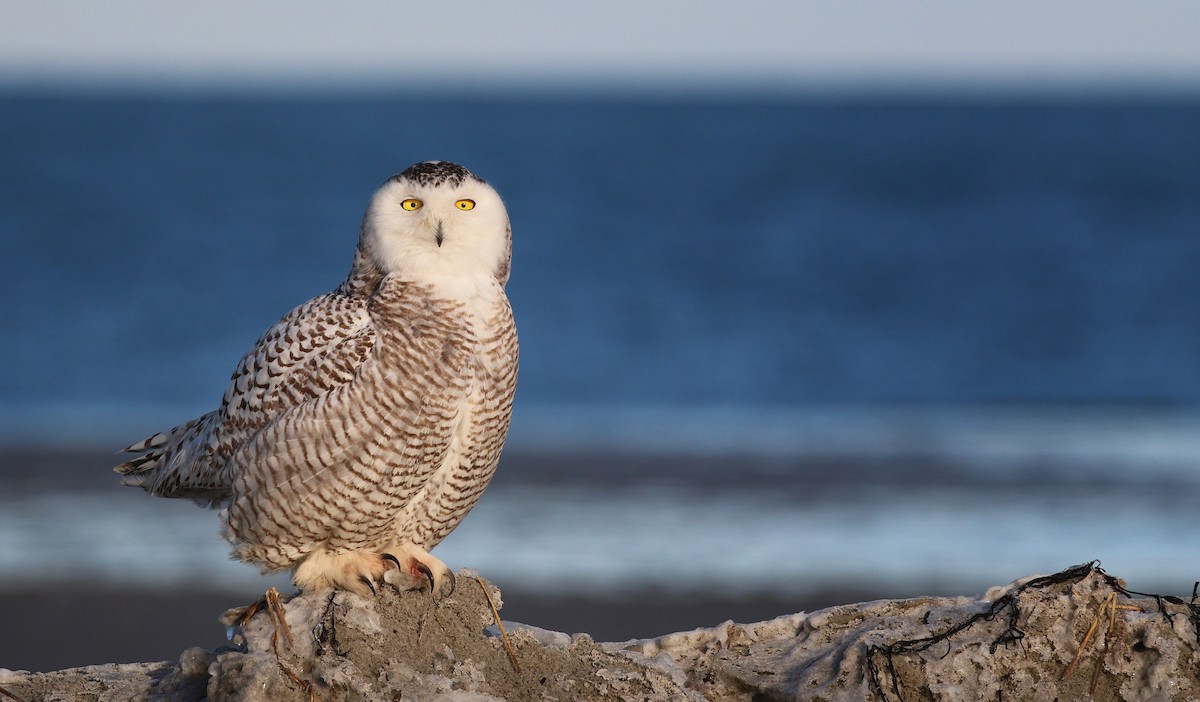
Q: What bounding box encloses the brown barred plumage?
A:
[117,162,518,595]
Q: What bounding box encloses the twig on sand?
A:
[477,576,521,673]
[1062,591,1142,693]
[263,587,316,702]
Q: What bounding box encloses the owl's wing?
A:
[219,284,479,566]
[116,290,375,502]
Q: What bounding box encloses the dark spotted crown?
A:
[390,161,483,188]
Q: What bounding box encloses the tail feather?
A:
[122,419,201,454]
[115,414,227,502]
[122,431,169,453]
[115,419,200,477]
[114,453,162,476]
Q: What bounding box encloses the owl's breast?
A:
[374,280,517,547]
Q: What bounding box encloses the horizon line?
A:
[3,67,1200,99]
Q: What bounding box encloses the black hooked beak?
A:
[435,220,444,247]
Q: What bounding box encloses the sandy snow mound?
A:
[2,563,1198,701]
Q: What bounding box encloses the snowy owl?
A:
[116,161,518,597]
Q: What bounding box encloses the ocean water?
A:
[1,90,1198,597]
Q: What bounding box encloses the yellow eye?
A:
[455,199,475,211]
[401,198,423,211]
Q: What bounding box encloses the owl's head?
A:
[358,161,512,292]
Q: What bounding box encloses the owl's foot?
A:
[293,549,394,596]
[291,546,454,598]
[381,543,456,598]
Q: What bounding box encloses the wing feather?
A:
[219,281,478,567]
[117,289,374,502]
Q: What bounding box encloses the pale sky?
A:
[3,0,1199,89]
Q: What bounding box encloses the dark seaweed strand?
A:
[1193,582,1200,661]
[866,562,1200,701]
[1119,577,1200,630]
[313,592,341,658]
[389,161,482,188]
[865,561,1102,702]
[1098,576,1200,682]
[1131,582,1200,687]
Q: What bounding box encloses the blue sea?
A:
[1,90,1198,599]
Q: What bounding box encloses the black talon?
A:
[359,575,377,596]
[444,570,456,597]
[415,562,435,593]
[382,553,401,570]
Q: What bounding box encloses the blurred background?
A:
[2,0,1199,672]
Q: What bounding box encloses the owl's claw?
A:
[380,550,432,591]
[414,561,435,593]
[379,544,455,598]
[358,575,377,596]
